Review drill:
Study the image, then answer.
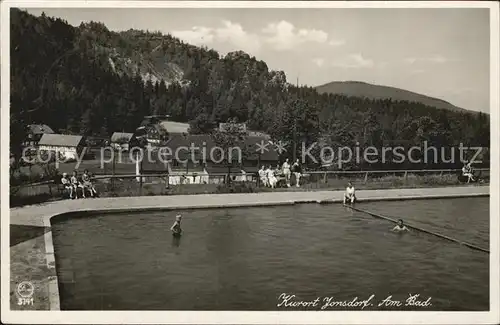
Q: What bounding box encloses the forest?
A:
[10,9,490,170]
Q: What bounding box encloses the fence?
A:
[306,168,490,188]
[10,168,490,206]
[10,172,257,201]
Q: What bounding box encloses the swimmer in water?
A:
[170,214,182,236]
[392,219,409,232]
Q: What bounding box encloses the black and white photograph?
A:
[1,1,499,324]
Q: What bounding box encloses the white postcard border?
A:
[1,1,499,324]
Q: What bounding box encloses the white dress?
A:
[282,162,291,175]
[268,169,277,187]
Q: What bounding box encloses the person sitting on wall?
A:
[61,172,74,199]
[343,182,357,205]
[70,170,84,199]
[82,169,98,198]
[267,165,278,189]
[462,161,476,183]
[274,164,284,187]
[258,166,268,187]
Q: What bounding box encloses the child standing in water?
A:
[171,214,182,236]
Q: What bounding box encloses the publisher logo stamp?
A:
[16,281,34,306]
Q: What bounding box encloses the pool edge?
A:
[40,190,489,311]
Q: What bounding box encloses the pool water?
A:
[51,197,489,311]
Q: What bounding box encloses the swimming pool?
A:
[51,197,489,311]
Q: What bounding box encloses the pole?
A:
[350,206,489,254]
[112,149,116,192]
[136,151,141,182]
[139,152,144,195]
[293,122,297,162]
[293,75,299,163]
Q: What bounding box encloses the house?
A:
[134,116,271,148]
[134,115,171,147]
[37,134,85,160]
[218,122,272,140]
[219,122,247,133]
[134,124,168,147]
[110,132,138,151]
[86,136,109,148]
[140,134,279,184]
[26,124,54,146]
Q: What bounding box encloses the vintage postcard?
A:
[1,0,499,324]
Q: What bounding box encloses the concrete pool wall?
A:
[9,186,490,310]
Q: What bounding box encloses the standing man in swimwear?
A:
[282,158,291,187]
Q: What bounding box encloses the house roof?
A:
[111,132,135,143]
[135,124,168,141]
[28,124,54,135]
[163,134,279,161]
[205,165,239,174]
[142,134,279,171]
[248,130,270,139]
[38,134,83,147]
[141,149,169,172]
[139,115,169,127]
[241,166,260,173]
[219,122,247,133]
[244,136,279,161]
[159,121,189,134]
[169,164,205,173]
[166,134,215,148]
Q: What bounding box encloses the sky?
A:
[24,7,491,112]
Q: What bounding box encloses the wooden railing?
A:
[11,168,490,200]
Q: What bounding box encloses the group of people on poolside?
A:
[258,158,303,189]
[60,169,98,199]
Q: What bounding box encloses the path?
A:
[11,185,489,227]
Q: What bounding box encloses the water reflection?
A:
[343,205,355,216]
[171,234,181,248]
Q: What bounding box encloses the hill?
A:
[316,81,467,112]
